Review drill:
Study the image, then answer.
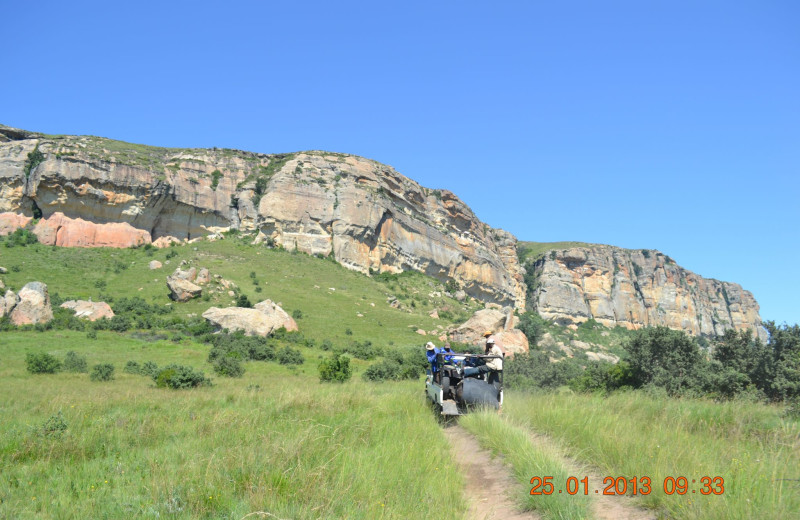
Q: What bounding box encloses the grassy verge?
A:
[504,391,800,519]
[0,333,465,519]
[460,411,590,519]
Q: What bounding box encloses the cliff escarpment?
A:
[523,245,766,340]
[0,125,525,308]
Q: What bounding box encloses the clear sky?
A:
[2,1,798,325]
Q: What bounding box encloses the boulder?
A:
[196,268,210,285]
[454,290,466,301]
[149,260,163,270]
[152,236,182,248]
[167,276,202,302]
[450,308,507,344]
[60,300,115,321]
[0,289,16,318]
[0,266,7,274]
[202,299,298,336]
[171,267,197,282]
[494,329,529,357]
[9,282,53,325]
[586,351,620,363]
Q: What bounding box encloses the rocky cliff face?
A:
[0,125,525,308]
[527,246,766,340]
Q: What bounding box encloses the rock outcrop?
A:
[60,300,115,321]
[450,307,529,355]
[167,267,203,302]
[7,282,53,325]
[0,125,525,308]
[202,299,298,336]
[526,246,766,340]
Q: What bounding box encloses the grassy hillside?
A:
[0,235,480,348]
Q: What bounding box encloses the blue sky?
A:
[2,1,798,325]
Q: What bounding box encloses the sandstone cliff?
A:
[0,125,525,308]
[525,245,766,340]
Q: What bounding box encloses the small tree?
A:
[319,354,352,382]
[63,351,89,373]
[90,364,115,382]
[25,352,62,374]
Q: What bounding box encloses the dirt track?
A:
[444,424,655,520]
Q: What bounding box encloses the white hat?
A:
[425,342,436,350]
[486,338,496,345]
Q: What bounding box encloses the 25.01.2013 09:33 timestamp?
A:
[530,476,725,496]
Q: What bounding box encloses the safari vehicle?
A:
[425,352,503,416]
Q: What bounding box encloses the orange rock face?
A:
[31,212,151,248]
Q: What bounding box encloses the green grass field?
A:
[2,239,798,519]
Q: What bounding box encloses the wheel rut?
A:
[445,423,655,520]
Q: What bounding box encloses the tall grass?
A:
[505,391,800,519]
[460,411,591,519]
[0,335,465,519]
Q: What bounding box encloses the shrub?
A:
[292,309,303,320]
[86,329,98,340]
[90,364,115,382]
[63,351,88,373]
[517,312,546,346]
[570,361,634,393]
[124,360,142,375]
[236,294,253,308]
[319,354,352,383]
[340,340,380,360]
[154,364,212,389]
[40,411,67,437]
[277,346,304,365]
[625,326,707,395]
[3,228,39,247]
[213,356,245,378]
[362,360,402,382]
[142,361,160,378]
[504,352,582,390]
[25,352,62,374]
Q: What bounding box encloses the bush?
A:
[277,346,304,365]
[213,356,245,378]
[142,361,160,378]
[86,329,98,340]
[517,312,546,346]
[362,359,402,382]
[154,364,212,389]
[625,326,707,395]
[340,340,380,360]
[504,352,582,390]
[63,351,88,373]
[236,294,253,308]
[90,363,115,382]
[40,411,67,437]
[124,360,142,375]
[292,309,303,320]
[319,354,352,382]
[25,352,62,374]
[3,228,39,248]
[570,361,634,393]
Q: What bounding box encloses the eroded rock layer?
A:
[528,246,766,340]
[0,125,525,308]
